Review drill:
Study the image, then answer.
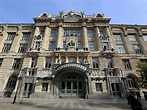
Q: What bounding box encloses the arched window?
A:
[126,76,136,88]
[6,75,17,89]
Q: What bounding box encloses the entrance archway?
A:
[52,63,90,99]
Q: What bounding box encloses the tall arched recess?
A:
[51,63,92,99]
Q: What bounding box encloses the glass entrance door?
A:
[111,83,120,96]
[23,83,32,98]
[60,75,84,98]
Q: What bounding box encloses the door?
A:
[111,83,120,96]
[23,83,32,98]
[60,75,84,98]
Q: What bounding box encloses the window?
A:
[41,83,48,92]
[95,83,102,92]
[22,33,30,40]
[103,42,109,50]
[31,58,37,68]
[106,58,113,68]
[100,31,104,37]
[139,59,147,63]
[0,58,3,67]
[12,59,21,69]
[128,34,136,41]
[92,58,99,68]
[35,42,41,50]
[143,35,147,41]
[116,45,125,53]
[63,41,66,49]
[79,57,83,64]
[122,59,132,70]
[113,34,122,41]
[61,57,66,64]
[50,29,57,37]
[89,41,95,51]
[49,41,56,50]
[6,33,15,40]
[40,30,44,36]
[88,30,93,37]
[1,44,11,53]
[6,75,17,89]
[127,77,135,88]
[45,57,52,68]
[78,41,82,49]
[132,44,142,53]
[68,57,76,63]
[64,30,81,36]
[18,44,28,53]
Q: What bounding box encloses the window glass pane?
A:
[12,59,21,69]
[18,44,28,53]
[50,29,57,37]
[89,41,95,51]
[116,45,125,53]
[143,35,147,41]
[122,59,132,69]
[42,83,48,91]
[78,41,82,49]
[132,44,142,53]
[2,44,11,53]
[113,34,122,41]
[0,58,3,67]
[128,34,136,41]
[45,57,52,68]
[64,30,81,36]
[88,30,93,37]
[95,83,102,91]
[7,33,15,40]
[68,57,76,63]
[49,41,56,50]
[63,41,66,49]
[22,33,30,40]
[92,58,99,68]
[100,31,104,36]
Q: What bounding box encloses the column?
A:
[95,26,102,51]
[57,23,63,48]
[105,26,114,49]
[42,26,50,50]
[0,26,7,51]
[9,26,22,53]
[33,26,40,36]
[82,24,89,48]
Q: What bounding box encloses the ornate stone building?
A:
[0,11,147,99]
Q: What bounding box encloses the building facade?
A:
[0,11,147,99]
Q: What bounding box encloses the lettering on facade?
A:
[56,63,88,72]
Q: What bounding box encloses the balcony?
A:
[101,48,115,56]
[27,48,41,57]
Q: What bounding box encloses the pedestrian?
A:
[129,91,144,110]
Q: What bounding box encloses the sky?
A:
[0,0,147,25]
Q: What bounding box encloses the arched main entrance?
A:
[52,63,90,99]
[59,72,86,98]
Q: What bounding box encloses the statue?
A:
[68,40,75,46]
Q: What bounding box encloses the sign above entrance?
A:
[56,63,88,72]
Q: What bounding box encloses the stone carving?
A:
[55,53,61,63]
[84,54,90,63]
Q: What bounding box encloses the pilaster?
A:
[95,26,102,51]
[42,26,50,50]
[82,23,89,48]
[57,22,63,48]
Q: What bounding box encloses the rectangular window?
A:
[12,59,21,69]
[92,58,99,68]
[18,44,28,53]
[41,83,48,92]
[95,83,102,92]
[49,41,56,50]
[113,34,122,41]
[40,30,44,36]
[22,33,30,40]
[64,30,81,36]
[79,57,83,64]
[132,44,142,53]
[106,58,113,68]
[35,42,41,50]
[122,59,132,70]
[31,58,37,68]
[78,41,82,49]
[50,29,57,37]
[68,57,76,63]
[7,33,15,40]
[89,41,95,51]
[1,44,11,53]
[139,59,147,63]
[88,30,93,37]
[128,34,136,41]
[116,45,125,53]
[63,41,66,49]
[103,42,109,50]
[143,35,147,41]
[61,57,66,64]
[45,57,52,68]
[0,58,3,67]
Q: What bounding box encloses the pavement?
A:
[0,97,147,110]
